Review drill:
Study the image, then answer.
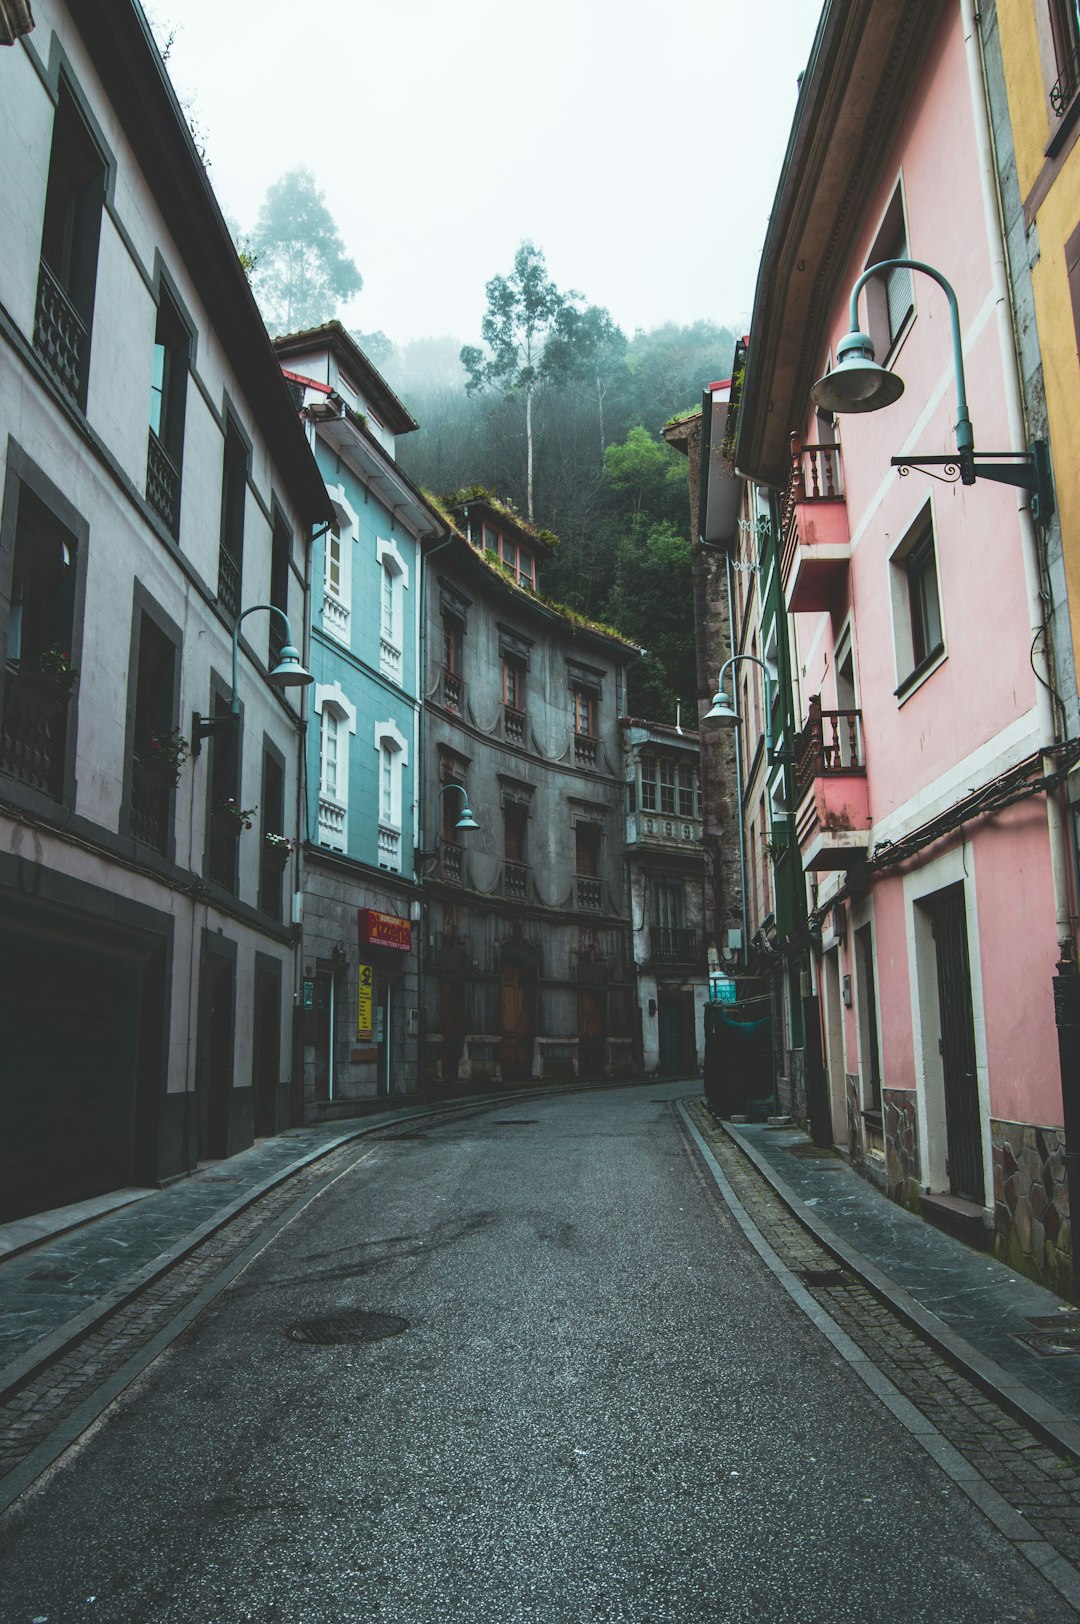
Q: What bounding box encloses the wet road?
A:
[0,1083,1071,1622]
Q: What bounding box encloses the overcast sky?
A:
[156,0,820,350]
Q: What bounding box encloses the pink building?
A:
[736,0,1075,1293]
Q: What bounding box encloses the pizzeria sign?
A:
[358,908,412,952]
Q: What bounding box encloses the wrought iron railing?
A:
[574,732,598,767]
[146,429,180,534]
[129,758,170,852]
[208,813,238,891]
[504,704,525,745]
[503,860,528,900]
[781,432,845,578]
[34,259,87,403]
[651,927,702,964]
[1051,37,1080,116]
[0,671,66,797]
[794,697,865,802]
[218,544,241,619]
[575,874,602,910]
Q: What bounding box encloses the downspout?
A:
[726,551,749,965]
[416,524,454,1095]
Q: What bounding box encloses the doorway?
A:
[821,948,847,1146]
[252,963,281,1137]
[500,956,535,1081]
[197,950,234,1160]
[658,990,694,1075]
[928,885,984,1202]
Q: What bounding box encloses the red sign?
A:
[358,908,412,952]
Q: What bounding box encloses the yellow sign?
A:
[357,962,373,1038]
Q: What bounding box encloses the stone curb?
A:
[677,1102,1080,1615]
[718,1112,1080,1463]
[0,1075,675,1407]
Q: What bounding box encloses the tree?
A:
[606,520,695,721]
[545,304,627,463]
[249,169,362,336]
[603,426,687,523]
[460,242,578,520]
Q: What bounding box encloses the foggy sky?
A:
[156,0,820,349]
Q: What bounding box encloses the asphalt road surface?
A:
[0,1083,1072,1623]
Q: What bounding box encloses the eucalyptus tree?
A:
[250,168,362,336]
[460,241,580,520]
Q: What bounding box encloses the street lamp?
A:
[415,781,480,871]
[811,258,1054,519]
[702,653,774,757]
[191,603,313,754]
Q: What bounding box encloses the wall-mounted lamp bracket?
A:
[891,439,1054,521]
[190,709,237,759]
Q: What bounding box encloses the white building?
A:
[0,1,328,1219]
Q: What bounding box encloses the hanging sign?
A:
[357,963,373,1038]
[358,908,412,952]
[710,974,737,1004]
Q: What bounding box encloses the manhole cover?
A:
[1016,1328,1080,1358]
[492,1119,539,1126]
[28,1269,76,1283]
[285,1310,408,1346]
[798,1267,849,1288]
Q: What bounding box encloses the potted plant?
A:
[26,645,78,704]
[263,831,295,872]
[216,798,257,834]
[140,726,190,787]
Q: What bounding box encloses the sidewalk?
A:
[0,1102,452,1397]
[726,1118,1080,1456]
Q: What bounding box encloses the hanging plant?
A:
[263,831,295,870]
[217,798,257,832]
[35,645,79,697]
[142,726,190,784]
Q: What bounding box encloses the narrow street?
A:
[0,1084,1071,1623]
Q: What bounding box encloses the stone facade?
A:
[884,1090,921,1213]
[991,1119,1074,1300]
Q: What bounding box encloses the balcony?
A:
[575,874,602,910]
[574,732,598,768]
[793,697,870,871]
[0,670,67,797]
[317,796,346,850]
[503,859,528,900]
[650,927,702,967]
[207,812,239,891]
[34,260,87,405]
[440,841,463,884]
[781,433,850,614]
[504,704,525,746]
[322,591,350,646]
[146,429,180,535]
[129,757,171,854]
[378,823,401,872]
[380,636,402,683]
[442,668,463,716]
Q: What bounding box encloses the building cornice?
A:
[736,0,947,487]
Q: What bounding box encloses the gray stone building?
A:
[421,493,638,1086]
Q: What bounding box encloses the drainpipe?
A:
[416,525,455,1095]
[726,551,750,965]
[965,0,1080,1288]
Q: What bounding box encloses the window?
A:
[641,756,657,811]
[269,511,291,669]
[654,882,684,929]
[315,691,353,852]
[374,720,408,872]
[377,538,407,683]
[1,482,79,801]
[865,185,913,361]
[442,612,464,713]
[575,822,602,910]
[146,287,189,535]
[1049,0,1080,116]
[504,803,527,862]
[35,77,107,407]
[659,760,676,816]
[891,511,945,695]
[218,417,247,619]
[855,924,883,1111]
[206,687,240,892]
[678,764,696,818]
[128,611,178,856]
[321,709,340,800]
[503,656,524,711]
[258,750,287,920]
[1066,220,1080,363]
[326,529,343,600]
[574,687,595,737]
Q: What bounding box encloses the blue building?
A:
[275,325,443,1111]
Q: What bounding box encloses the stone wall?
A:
[883,1089,920,1212]
[991,1120,1073,1300]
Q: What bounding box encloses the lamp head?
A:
[810,327,905,415]
[268,643,314,689]
[454,803,480,832]
[702,686,740,730]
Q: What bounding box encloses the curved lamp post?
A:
[810,258,1053,519]
[192,603,313,754]
[702,653,774,756]
[416,781,480,871]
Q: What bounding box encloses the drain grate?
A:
[797,1267,849,1288]
[492,1119,539,1126]
[285,1309,408,1346]
[28,1269,76,1283]
[1015,1328,1080,1358]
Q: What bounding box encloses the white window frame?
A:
[374,718,409,872]
[889,497,946,704]
[322,485,356,648]
[314,682,356,851]
[376,536,408,684]
[864,176,915,365]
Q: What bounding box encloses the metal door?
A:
[930,886,984,1202]
[578,986,606,1077]
[500,964,533,1080]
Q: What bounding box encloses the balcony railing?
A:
[575,874,602,910]
[317,797,346,849]
[207,813,238,891]
[442,668,463,715]
[146,429,180,534]
[504,704,525,745]
[1051,36,1080,116]
[794,698,865,803]
[781,432,845,583]
[0,670,67,797]
[218,544,241,619]
[34,259,87,404]
[378,823,401,871]
[440,840,463,883]
[574,732,598,768]
[651,926,702,965]
[503,859,528,900]
[322,591,350,645]
[129,757,170,853]
[380,636,402,683]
